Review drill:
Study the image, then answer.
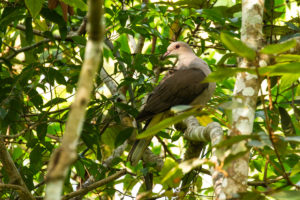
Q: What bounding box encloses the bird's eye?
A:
[175,44,180,49]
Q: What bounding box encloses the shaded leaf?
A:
[37,123,47,141]
[115,127,134,147]
[0,107,8,119]
[271,191,300,200]
[25,16,33,43]
[220,32,256,60]
[279,107,296,136]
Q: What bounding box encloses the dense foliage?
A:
[0,0,300,199]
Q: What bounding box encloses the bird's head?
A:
[163,41,194,58]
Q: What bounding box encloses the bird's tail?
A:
[128,113,165,166]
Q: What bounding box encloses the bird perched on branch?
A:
[128,41,216,166]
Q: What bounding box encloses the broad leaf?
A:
[279,107,296,136]
[204,67,255,82]
[61,0,88,11]
[259,62,300,76]
[137,109,201,139]
[220,32,256,60]
[25,0,44,18]
[271,191,300,200]
[260,39,297,54]
[276,54,300,62]
[114,127,134,147]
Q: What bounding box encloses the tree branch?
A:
[0,39,50,63]
[62,169,127,200]
[183,116,224,200]
[44,0,104,199]
[0,139,35,200]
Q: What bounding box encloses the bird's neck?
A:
[177,53,198,68]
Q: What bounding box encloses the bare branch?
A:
[62,169,127,200]
[44,0,104,199]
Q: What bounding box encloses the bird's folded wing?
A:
[137,68,209,122]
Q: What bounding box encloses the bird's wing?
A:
[136,67,209,121]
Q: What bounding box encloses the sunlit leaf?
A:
[25,0,44,18]
[259,62,300,76]
[204,67,255,82]
[260,39,297,54]
[276,54,300,62]
[137,109,201,139]
[61,0,87,11]
[220,32,256,60]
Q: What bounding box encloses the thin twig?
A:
[62,169,127,200]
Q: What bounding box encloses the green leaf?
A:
[25,0,44,18]
[260,39,297,54]
[74,161,85,179]
[204,67,255,82]
[61,0,88,11]
[0,107,8,119]
[26,88,43,109]
[71,36,87,46]
[114,127,134,147]
[160,158,182,188]
[43,98,67,108]
[37,123,47,141]
[25,16,33,43]
[137,109,201,139]
[276,54,300,62]
[29,145,45,168]
[101,126,122,148]
[291,162,300,176]
[215,135,258,148]
[280,74,300,91]
[259,62,300,76]
[220,32,256,60]
[271,191,300,200]
[279,107,296,136]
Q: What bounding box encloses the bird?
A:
[128,41,216,166]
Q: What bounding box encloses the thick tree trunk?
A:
[221,0,264,199]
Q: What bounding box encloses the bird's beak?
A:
[162,51,171,59]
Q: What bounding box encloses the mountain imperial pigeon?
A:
[129,41,216,166]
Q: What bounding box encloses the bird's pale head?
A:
[163,41,195,58]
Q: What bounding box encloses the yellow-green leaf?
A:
[260,39,297,54]
[61,0,88,11]
[276,54,300,62]
[137,109,201,139]
[220,32,256,60]
[25,0,44,18]
[259,62,300,76]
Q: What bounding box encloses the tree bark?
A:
[44,1,104,200]
[0,139,35,200]
[220,1,264,199]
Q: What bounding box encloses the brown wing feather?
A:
[137,68,208,121]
